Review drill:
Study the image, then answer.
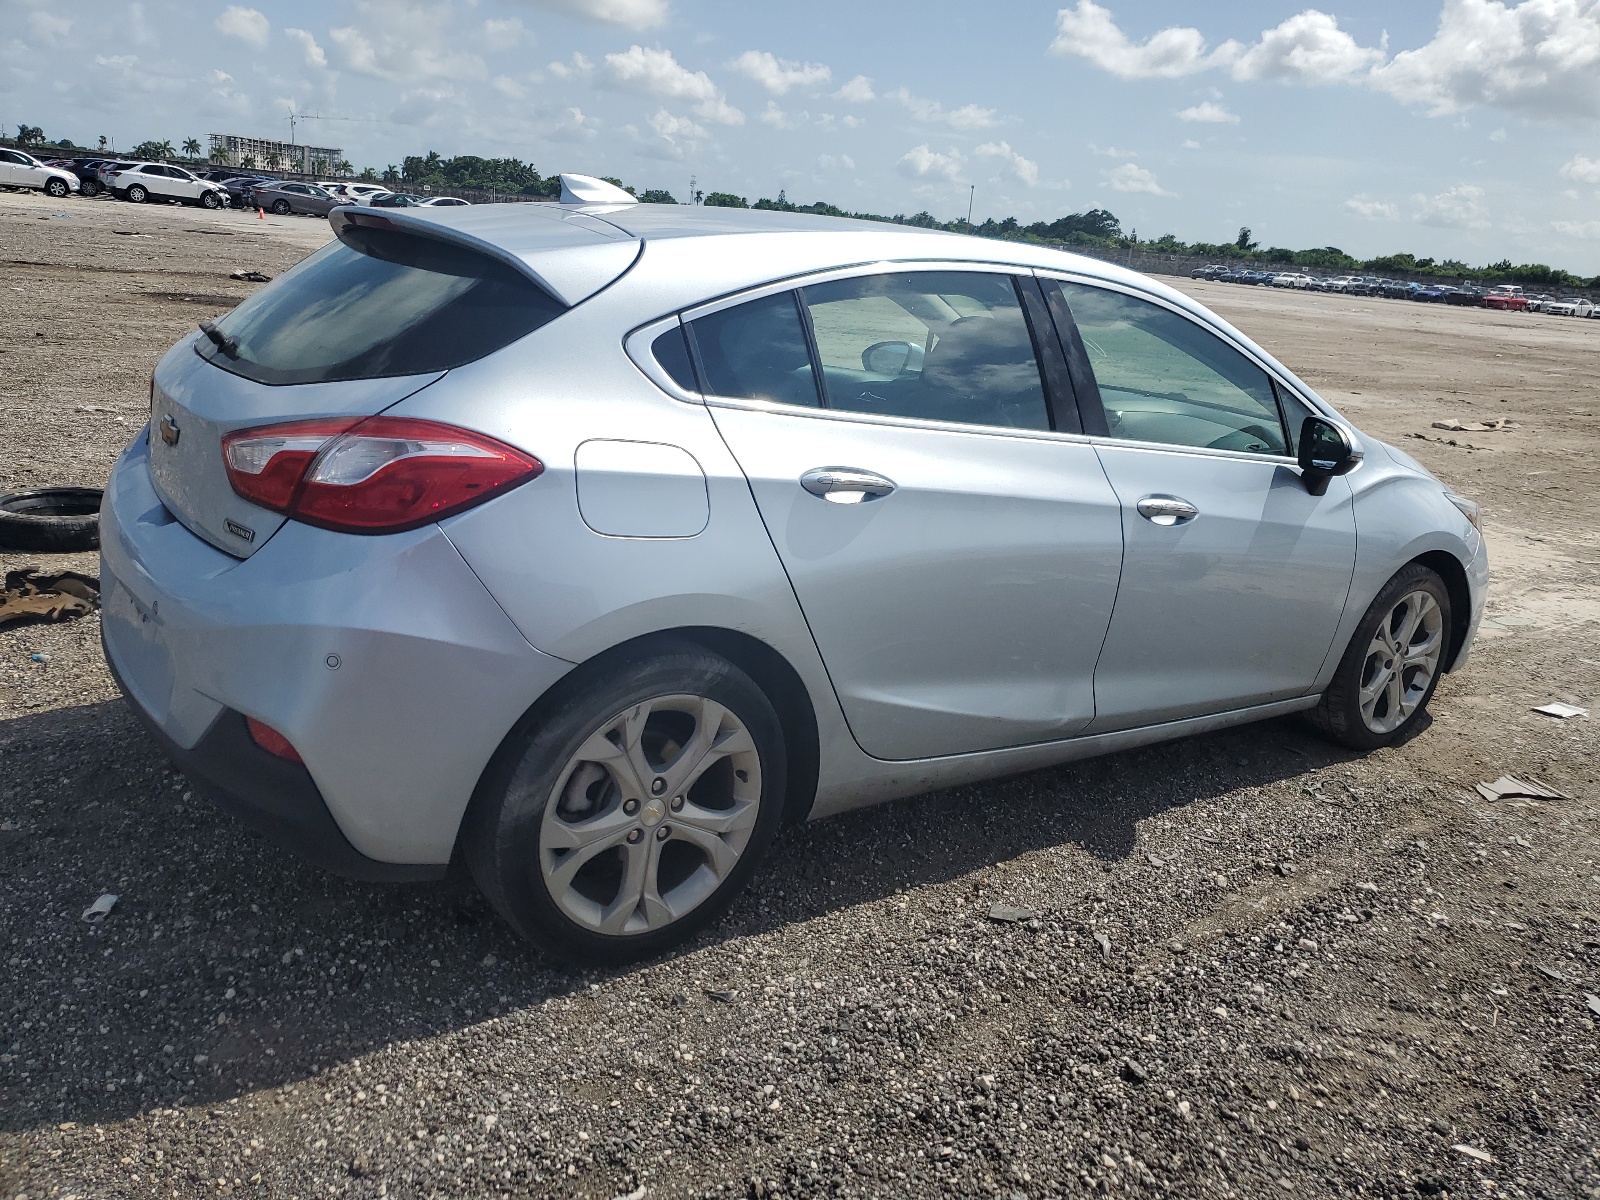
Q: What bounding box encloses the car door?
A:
[166,166,202,201]
[1040,275,1357,732]
[0,150,21,186]
[304,185,337,215]
[687,267,1125,761]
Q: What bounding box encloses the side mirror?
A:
[861,340,924,376]
[1298,416,1362,496]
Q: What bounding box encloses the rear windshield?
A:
[197,227,564,385]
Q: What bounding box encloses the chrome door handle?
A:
[800,467,897,505]
[1136,495,1199,526]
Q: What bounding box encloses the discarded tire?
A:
[0,488,103,553]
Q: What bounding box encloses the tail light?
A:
[246,716,304,763]
[221,416,542,534]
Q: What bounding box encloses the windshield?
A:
[197,226,565,385]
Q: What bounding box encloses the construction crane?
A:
[286,110,381,148]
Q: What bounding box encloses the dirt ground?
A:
[1,188,1598,1200]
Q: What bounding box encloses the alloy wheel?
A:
[539,694,762,937]
[1358,589,1444,734]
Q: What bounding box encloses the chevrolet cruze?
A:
[101,174,1486,961]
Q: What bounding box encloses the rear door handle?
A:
[800,467,897,505]
[1136,495,1199,526]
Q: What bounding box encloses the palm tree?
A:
[97,135,108,151]
[155,139,175,161]
[210,145,229,165]
[182,138,201,159]
[241,155,257,170]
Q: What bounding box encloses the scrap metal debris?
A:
[0,569,100,630]
[1476,775,1566,803]
[229,270,272,282]
[1431,418,1517,432]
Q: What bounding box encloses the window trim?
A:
[1037,270,1322,465]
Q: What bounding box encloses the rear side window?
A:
[198,227,565,385]
[651,325,699,392]
[687,292,819,407]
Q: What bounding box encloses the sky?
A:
[4,0,1600,272]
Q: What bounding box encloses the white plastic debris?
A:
[1452,1144,1494,1163]
[1532,702,1588,719]
[1475,775,1567,802]
[81,893,119,923]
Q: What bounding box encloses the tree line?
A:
[8,126,1595,288]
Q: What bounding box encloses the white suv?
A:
[318,182,393,206]
[105,162,229,208]
[0,148,78,197]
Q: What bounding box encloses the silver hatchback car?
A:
[101,175,1486,961]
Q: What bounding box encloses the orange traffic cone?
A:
[257,206,264,219]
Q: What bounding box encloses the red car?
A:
[1483,285,1529,311]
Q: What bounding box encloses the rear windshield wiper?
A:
[198,319,238,358]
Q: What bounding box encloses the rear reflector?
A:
[246,717,304,764]
[221,416,541,534]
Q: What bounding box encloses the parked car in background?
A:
[0,148,80,197]
[1483,286,1529,311]
[1378,280,1413,300]
[251,181,340,217]
[1190,265,1227,280]
[105,162,228,208]
[368,192,429,208]
[222,176,275,207]
[319,182,393,206]
[1444,285,1486,306]
[1542,296,1595,317]
[1412,283,1449,303]
[48,156,109,195]
[417,196,471,207]
[105,175,1486,961]
[95,160,137,189]
[1323,276,1359,292]
[1524,293,1555,312]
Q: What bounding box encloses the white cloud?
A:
[1182,138,1201,149]
[604,44,743,124]
[730,50,831,94]
[1343,194,1399,220]
[818,153,856,170]
[1230,9,1384,83]
[835,74,875,103]
[507,0,667,30]
[215,5,269,46]
[1561,154,1600,184]
[330,4,485,82]
[1051,0,1229,79]
[1108,162,1170,194]
[28,11,72,45]
[1553,219,1600,239]
[888,88,997,131]
[1488,127,1507,141]
[1176,101,1238,123]
[284,28,327,68]
[547,52,593,78]
[1413,183,1490,228]
[1089,143,1137,158]
[1052,0,1600,120]
[757,101,806,129]
[483,18,527,47]
[975,141,1040,186]
[648,108,707,141]
[898,144,965,182]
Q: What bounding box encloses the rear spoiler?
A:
[328,207,641,307]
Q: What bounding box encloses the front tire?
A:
[201,190,221,209]
[464,643,787,963]
[1307,563,1451,750]
[45,177,70,198]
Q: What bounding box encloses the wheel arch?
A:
[1411,549,1472,671]
[455,625,821,866]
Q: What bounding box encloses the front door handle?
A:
[800,467,897,505]
[1136,495,1199,526]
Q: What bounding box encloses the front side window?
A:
[198,226,565,385]
[799,271,1049,430]
[687,292,818,407]
[1057,281,1287,455]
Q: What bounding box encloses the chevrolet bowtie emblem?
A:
[159,414,180,446]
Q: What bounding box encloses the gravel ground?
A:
[2,190,1598,1200]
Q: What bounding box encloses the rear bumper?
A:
[100,431,575,867]
[107,638,443,881]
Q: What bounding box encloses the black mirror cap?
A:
[1298,416,1362,496]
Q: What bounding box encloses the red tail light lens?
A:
[246,716,304,764]
[221,416,542,534]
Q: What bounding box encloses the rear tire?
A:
[126,184,148,203]
[463,642,787,963]
[80,179,101,197]
[1306,563,1451,751]
[271,199,291,215]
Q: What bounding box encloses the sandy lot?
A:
[2,189,1598,1200]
